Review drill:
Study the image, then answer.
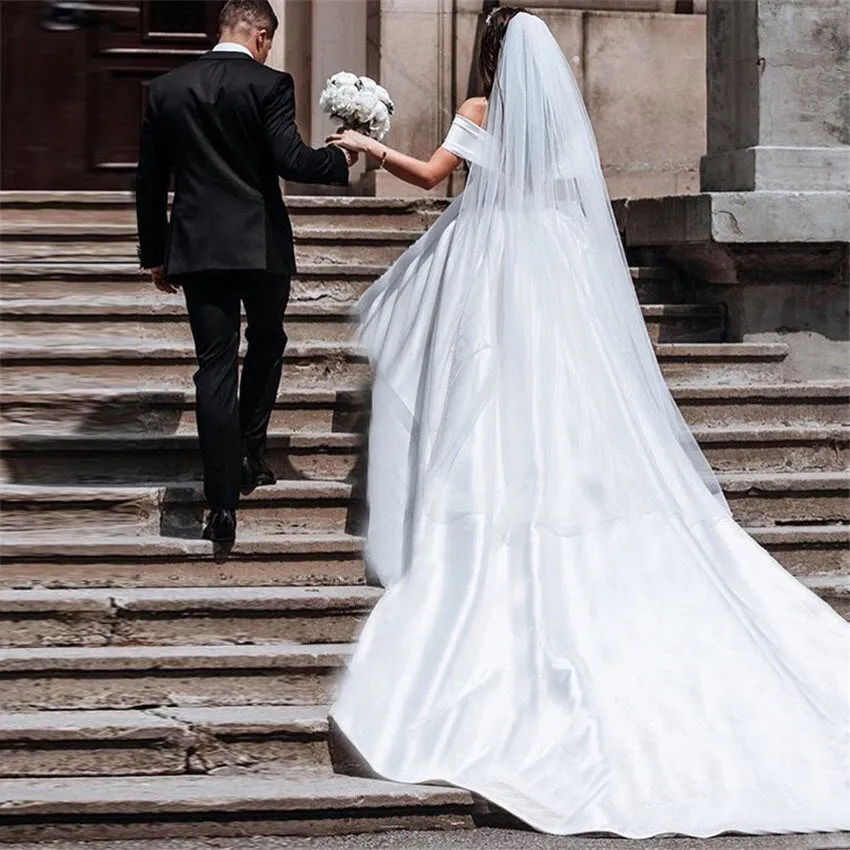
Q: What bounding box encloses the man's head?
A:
[219,0,278,65]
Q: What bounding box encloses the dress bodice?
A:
[440,114,492,166]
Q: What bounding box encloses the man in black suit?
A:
[136,0,354,544]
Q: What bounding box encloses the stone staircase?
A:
[0,191,848,843]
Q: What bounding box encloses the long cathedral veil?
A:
[358,12,731,589]
[471,12,729,509]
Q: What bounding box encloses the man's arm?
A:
[264,74,349,185]
[135,88,175,291]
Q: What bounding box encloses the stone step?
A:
[0,296,727,345]
[0,340,789,390]
[1,526,847,590]
[671,382,850,427]
[693,425,849,473]
[0,191,449,229]
[0,262,387,304]
[0,339,371,391]
[0,643,351,711]
[0,387,366,436]
[0,261,689,303]
[0,585,380,648]
[2,474,846,538]
[1,431,366,485]
[0,481,361,537]
[3,383,846,437]
[0,532,367,589]
[720,471,850,526]
[0,773,475,841]
[3,426,848,487]
[0,705,331,778]
[0,225,422,266]
[2,573,847,652]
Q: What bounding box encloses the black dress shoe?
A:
[202,509,237,543]
[241,455,277,494]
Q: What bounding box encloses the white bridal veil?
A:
[358,11,730,588]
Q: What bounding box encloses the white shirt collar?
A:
[212,42,254,59]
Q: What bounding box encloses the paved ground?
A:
[5,832,850,850]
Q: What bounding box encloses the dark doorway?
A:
[1,1,221,190]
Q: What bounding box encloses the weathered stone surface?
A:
[719,471,850,526]
[0,481,361,536]
[0,340,371,392]
[5,423,847,491]
[0,709,189,778]
[0,386,367,438]
[1,431,366,486]
[0,225,423,267]
[0,705,333,778]
[617,192,850,247]
[0,340,790,394]
[0,644,350,711]
[748,524,850,576]
[0,586,380,648]
[0,532,366,590]
[692,425,849,473]
[671,382,850,427]
[0,193,448,229]
[0,297,727,347]
[0,774,475,842]
[703,0,850,191]
[584,10,706,197]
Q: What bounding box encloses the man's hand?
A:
[149,266,179,294]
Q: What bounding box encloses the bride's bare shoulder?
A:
[457,97,488,128]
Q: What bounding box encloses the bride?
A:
[325,8,850,839]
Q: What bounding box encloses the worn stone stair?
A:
[0,586,381,648]
[0,774,475,842]
[0,705,333,777]
[2,426,848,486]
[0,295,729,344]
[0,191,847,843]
[0,338,793,390]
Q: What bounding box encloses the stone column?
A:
[701,0,850,191]
[364,0,455,197]
[615,0,850,380]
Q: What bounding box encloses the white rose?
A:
[369,101,391,140]
[375,85,391,105]
[353,90,378,124]
[332,71,359,87]
[358,76,378,93]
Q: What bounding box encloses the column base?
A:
[615,190,849,381]
[701,147,850,192]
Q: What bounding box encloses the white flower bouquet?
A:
[319,72,394,140]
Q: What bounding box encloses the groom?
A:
[136,0,354,543]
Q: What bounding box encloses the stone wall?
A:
[271,0,707,198]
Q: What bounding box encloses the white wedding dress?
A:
[330,13,850,839]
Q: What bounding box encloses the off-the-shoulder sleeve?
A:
[440,114,493,166]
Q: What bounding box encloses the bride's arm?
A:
[327,98,486,191]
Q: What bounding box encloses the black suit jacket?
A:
[136,51,348,278]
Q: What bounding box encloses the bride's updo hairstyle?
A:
[478,6,528,97]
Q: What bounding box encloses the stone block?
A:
[704,0,850,190]
[584,11,706,198]
[375,1,454,168]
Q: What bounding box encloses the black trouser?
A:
[181,273,291,512]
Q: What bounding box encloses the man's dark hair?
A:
[219,0,279,35]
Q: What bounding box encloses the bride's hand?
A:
[326,129,373,154]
